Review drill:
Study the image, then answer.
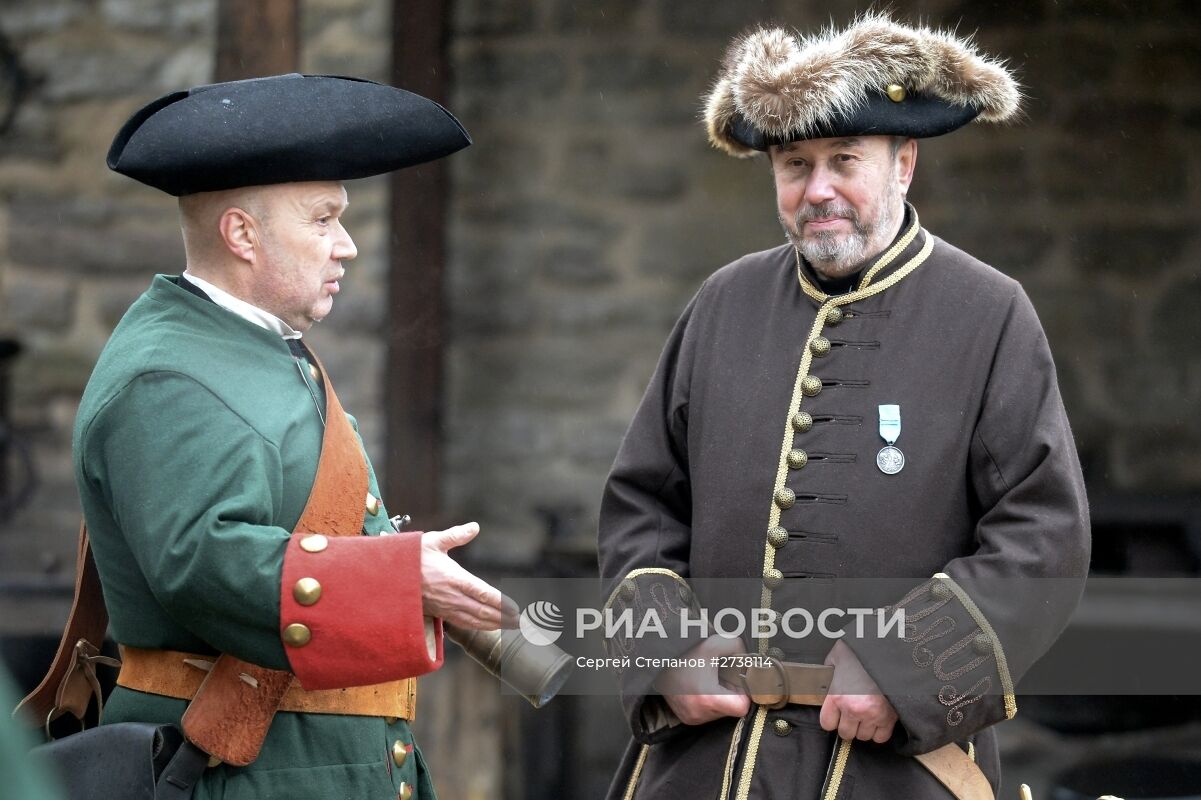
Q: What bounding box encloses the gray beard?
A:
[784,190,904,279]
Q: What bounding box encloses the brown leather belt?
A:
[718,661,833,707]
[117,647,416,719]
[719,659,994,800]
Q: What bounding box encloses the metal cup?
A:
[445,623,574,708]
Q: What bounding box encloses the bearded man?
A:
[598,15,1089,800]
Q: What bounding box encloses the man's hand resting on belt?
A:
[654,635,751,725]
[820,639,898,743]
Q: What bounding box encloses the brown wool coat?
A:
[597,208,1090,800]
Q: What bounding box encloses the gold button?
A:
[972,634,993,655]
[791,412,813,433]
[809,336,831,357]
[399,781,413,800]
[774,487,796,510]
[886,83,906,103]
[292,577,322,606]
[308,362,320,382]
[930,582,952,600]
[763,568,783,590]
[767,526,788,549]
[787,449,808,470]
[825,306,844,325]
[282,623,312,647]
[773,718,792,736]
[299,534,328,553]
[619,580,636,601]
[801,376,822,397]
[206,755,223,768]
[392,740,409,768]
[366,493,381,516]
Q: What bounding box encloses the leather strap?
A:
[719,659,993,800]
[15,347,378,769]
[118,647,416,718]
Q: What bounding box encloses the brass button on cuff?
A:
[787,449,808,470]
[886,83,906,102]
[809,336,831,357]
[825,306,844,325]
[392,740,409,768]
[801,376,822,397]
[366,493,381,516]
[767,526,789,549]
[972,634,993,655]
[299,534,328,553]
[763,568,784,589]
[774,487,796,509]
[773,718,792,736]
[292,577,322,606]
[282,623,312,647]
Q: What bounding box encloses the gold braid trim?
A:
[622,744,650,800]
[733,706,768,800]
[933,572,1018,719]
[719,716,747,799]
[823,739,854,800]
[602,568,691,613]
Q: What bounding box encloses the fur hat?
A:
[704,12,1021,156]
[108,74,471,196]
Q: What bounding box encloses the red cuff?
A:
[280,531,444,690]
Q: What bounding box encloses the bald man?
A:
[62,76,492,800]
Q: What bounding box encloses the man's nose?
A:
[333,225,358,262]
[803,165,837,207]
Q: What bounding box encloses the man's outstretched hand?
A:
[419,523,508,630]
[819,639,898,743]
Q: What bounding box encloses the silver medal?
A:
[876,445,905,474]
[877,404,904,475]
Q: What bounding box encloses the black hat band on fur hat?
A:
[704,13,1021,156]
[108,73,471,196]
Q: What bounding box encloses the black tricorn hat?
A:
[704,13,1021,156]
[108,73,471,195]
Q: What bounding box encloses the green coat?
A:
[73,275,436,799]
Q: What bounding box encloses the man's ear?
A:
[218,207,259,264]
[896,138,917,194]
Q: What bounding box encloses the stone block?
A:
[1012,30,1121,98]
[1109,425,1201,491]
[1023,281,1133,356]
[450,130,548,196]
[92,276,152,331]
[579,48,694,94]
[0,3,82,37]
[1128,39,1201,91]
[1073,224,1192,281]
[936,223,1055,280]
[1150,274,1201,354]
[550,0,644,33]
[1041,139,1188,206]
[2,270,76,331]
[451,0,539,36]
[557,136,688,202]
[454,46,567,118]
[657,1,771,35]
[27,32,175,102]
[99,0,216,33]
[8,195,185,275]
[539,241,617,286]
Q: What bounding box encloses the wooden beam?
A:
[214,0,299,81]
[386,0,450,525]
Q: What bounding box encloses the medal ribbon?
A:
[879,404,901,445]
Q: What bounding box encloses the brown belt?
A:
[117,647,416,719]
[719,660,993,800]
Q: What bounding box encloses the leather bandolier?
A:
[15,351,414,767]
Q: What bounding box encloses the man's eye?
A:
[316,216,331,225]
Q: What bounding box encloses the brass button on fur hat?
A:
[704,12,1022,155]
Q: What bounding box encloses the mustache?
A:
[796,203,861,225]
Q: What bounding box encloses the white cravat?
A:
[182,271,302,340]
